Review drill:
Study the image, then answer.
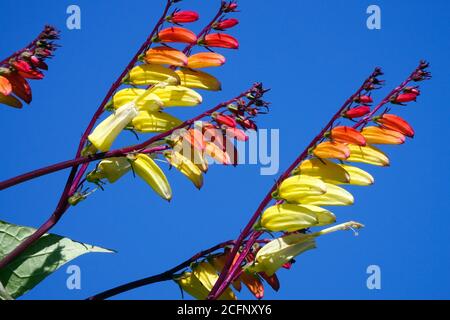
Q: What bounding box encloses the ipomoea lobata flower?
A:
[86,157,131,183]
[88,102,139,152]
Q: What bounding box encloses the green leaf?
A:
[0,220,114,299]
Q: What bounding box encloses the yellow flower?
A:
[277,175,327,203]
[130,154,172,200]
[175,68,222,91]
[295,158,350,184]
[88,102,139,152]
[260,203,336,232]
[192,261,237,300]
[86,157,131,183]
[297,183,354,206]
[164,150,203,189]
[126,64,180,86]
[347,144,390,166]
[174,272,209,300]
[131,111,182,133]
[339,164,374,186]
[112,88,163,111]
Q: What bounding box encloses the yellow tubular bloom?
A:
[339,164,374,186]
[347,144,390,167]
[131,111,182,133]
[174,272,210,300]
[88,102,139,152]
[260,203,336,232]
[164,150,204,189]
[249,233,316,276]
[297,183,354,206]
[151,85,203,107]
[277,175,327,203]
[131,154,172,200]
[296,158,350,184]
[192,261,237,300]
[112,88,163,111]
[127,64,180,86]
[175,68,222,91]
[86,157,131,183]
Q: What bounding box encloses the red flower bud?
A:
[169,10,199,23]
[30,56,48,70]
[393,92,417,104]
[214,113,237,128]
[344,105,371,119]
[238,118,257,130]
[375,114,415,138]
[203,33,239,49]
[259,272,280,292]
[355,95,373,104]
[12,60,32,73]
[223,2,238,12]
[214,18,239,30]
[4,73,32,103]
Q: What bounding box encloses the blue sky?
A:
[1,0,449,300]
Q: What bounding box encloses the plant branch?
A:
[87,240,235,300]
[207,67,383,299]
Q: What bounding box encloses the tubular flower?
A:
[347,144,390,167]
[375,114,415,137]
[250,222,364,276]
[225,127,248,141]
[248,233,317,276]
[240,272,264,300]
[213,113,236,127]
[173,138,209,172]
[175,68,222,91]
[187,52,226,69]
[361,126,406,145]
[130,154,172,200]
[296,183,354,206]
[192,261,237,300]
[260,203,336,232]
[295,158,350,184]
[339,164,374,186]
[174,272,209,300]
[131,111,182,133]
[330,126,366,146]
[88,102,139,152]
[205,142,232,165]
[354,95,373,104]
[127,64,180,86]
[344,105,371,119]
[209,253,242,292]
[213,18,239,30]
[156,27,198,44]
[313,141,350,160]
[0,76,12,95]
[169,10,199,24]
[0,92,22,109]
[180,128,206,150]
[144,46,188,66]
[4,73,32,104]
[202,33,239,49]
[86,157,131,183]
[276,175,328,203]
[259,272,280,292]
[151,85,203,107]
[112,88,163,111]
[393,92,417,104]
[164,150,203,189]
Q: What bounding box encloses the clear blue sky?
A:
[1,0,449,300]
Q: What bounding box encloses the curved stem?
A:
[87,240,235,300]
[207,67,383,299]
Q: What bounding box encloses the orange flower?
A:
[181,128,205,151]
[203,33,239,49]
[313,141,350,160]
[187,52,226,68]
[144,46,188,66]
[240,272,264,300]
[375,114,415,138]
[0,75,12,96]
[205,141,232,165]
[156,27,197,44]
[361,126,405,145]
[5,73,32,104]
[330,126,366,146]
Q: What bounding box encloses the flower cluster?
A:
[76,1,269,203]
[0,25,59,109]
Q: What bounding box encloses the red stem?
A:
[207,68,382,299]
